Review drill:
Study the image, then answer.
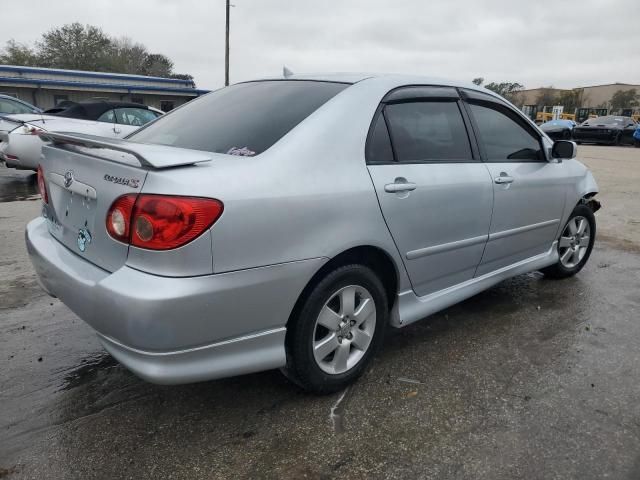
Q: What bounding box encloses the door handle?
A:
[384,179,417,193]
[494,173,514,184]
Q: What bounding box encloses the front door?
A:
[366,87,494,297]
[462,91,567,276]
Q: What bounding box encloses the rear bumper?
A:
[26,217,326,384]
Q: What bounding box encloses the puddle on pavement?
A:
[59,353,119,391]
[0,168,39,202]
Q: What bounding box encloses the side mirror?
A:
[551,140,577,160]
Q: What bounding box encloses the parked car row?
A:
[540,115,639,147]
[1,101,162,170]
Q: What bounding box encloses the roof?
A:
[251,72,489,91]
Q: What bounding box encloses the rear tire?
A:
[542,204,596,279]
[282,264,387,393]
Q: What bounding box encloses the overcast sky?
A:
[2,0,637,90]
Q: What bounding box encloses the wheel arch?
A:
[576,170,600,212]
[286,245,400,328]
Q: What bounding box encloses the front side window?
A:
[384,101,472,162]
[130,80,349,156]
[469,103,543,162]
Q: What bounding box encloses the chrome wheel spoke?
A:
[558,236,572,248]
[577,219,587,235]
[353,298,374,327]
[332,343,350,372]
[572,249,581,264]
[567,219,578,235]
[314,333,339,362]
[351,328,372,351]
[340,287,356,316]
[579,236,590,247]
[560,248,573,265]
[317,305,341,330]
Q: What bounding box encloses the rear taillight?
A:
[23,124,45,135]
[106,194,223,250]
[106,194,136,243]
[37,165,48,204]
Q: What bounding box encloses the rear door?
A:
[366,86,493,297]
[461,90,567,276]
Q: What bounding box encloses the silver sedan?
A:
[26,74,599,393]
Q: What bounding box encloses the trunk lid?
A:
[38,134,212,272]
[41,145,149,272]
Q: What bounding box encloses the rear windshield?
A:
[128,80,349,156]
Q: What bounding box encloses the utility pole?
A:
[225,0,230,86]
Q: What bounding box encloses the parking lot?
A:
[1,145,639,479]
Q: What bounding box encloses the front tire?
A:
[282,264,387,393]
[542,204,596,279]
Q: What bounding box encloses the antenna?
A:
[283,66,294,78]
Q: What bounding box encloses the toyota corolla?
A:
[26,74,600,393]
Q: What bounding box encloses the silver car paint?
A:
[26,73,598,384]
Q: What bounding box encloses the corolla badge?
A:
[77,228,92,252]
[64,170,74,189]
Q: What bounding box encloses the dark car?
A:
[44,101,162,127]
[539,119,576,140]
[572,115,638,146]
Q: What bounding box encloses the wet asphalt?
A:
[1,148,640,479]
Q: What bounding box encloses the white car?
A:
[1,105,162,170]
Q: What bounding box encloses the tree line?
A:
[0,23,194,84]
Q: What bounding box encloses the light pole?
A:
[225,0,230,86]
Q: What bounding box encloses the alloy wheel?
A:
[558,215,591,268]
[312,285,376,375]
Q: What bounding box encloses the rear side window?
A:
[129,80,349,156]
[468,103,543,162]
[366,112,394,163]
[384,101,472,162]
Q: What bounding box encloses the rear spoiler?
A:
[38,131,212,169]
